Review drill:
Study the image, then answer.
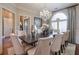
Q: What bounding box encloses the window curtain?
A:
[67,6,76,43]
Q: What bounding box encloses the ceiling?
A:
[16,3,77,12]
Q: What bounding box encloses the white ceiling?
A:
[16,3,77,12]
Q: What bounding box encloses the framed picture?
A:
[34,17,42,29]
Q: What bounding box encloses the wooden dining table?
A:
[19,35,38,47]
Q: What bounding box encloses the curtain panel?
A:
[67,6,76,43]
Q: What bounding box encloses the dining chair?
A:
[27,37,51,55]
[63,32,69,47]
[61,32,67,53]
[50,34,63,55]
[61,32,69,53]
[17,31,26,36]
[10,34,25,55]
[17,31,27,41]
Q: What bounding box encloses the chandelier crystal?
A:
[40,8,52,21]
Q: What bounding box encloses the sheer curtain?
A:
[67,6,76,43]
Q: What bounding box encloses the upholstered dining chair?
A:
[27,37,51,55]
[17,31,26,36]
[60,32,67,53]
[64,32,69,46]
[50,34,63,55]
[17,31,27,42]
[10,34,25,55]
[65,31,69,40]
[61,32,69,53]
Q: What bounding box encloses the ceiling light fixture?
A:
[40,8,52,21]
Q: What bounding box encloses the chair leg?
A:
[61,45,63,53]
[59,50,61,55]
[61,44,65,53]
[65,41,68,47]
[63,45,66,53]
[55,52,57,55]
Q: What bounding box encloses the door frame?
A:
[2,8,15,36]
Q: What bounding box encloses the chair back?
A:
[35,37,50,55]
[61,32,69,45]
[61,33,66,45]
[17,31,26,36]
[50,35,62,52]
[65,32,69,41]
[10,34,25,55]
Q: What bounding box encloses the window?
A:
[51,12,67,34]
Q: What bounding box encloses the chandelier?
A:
[40,8,52,21]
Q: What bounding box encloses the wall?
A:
[17,8,39,26]
[0,3,19,36]
[16,8,39,35]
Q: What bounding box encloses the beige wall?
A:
[17,8,39,25]
[0,3,19,37]
[0,3,39,40]
[0,4,40,37]
[16,8,39,34]
[0,3,40,36]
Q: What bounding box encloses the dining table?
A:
[19,35,38,47]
